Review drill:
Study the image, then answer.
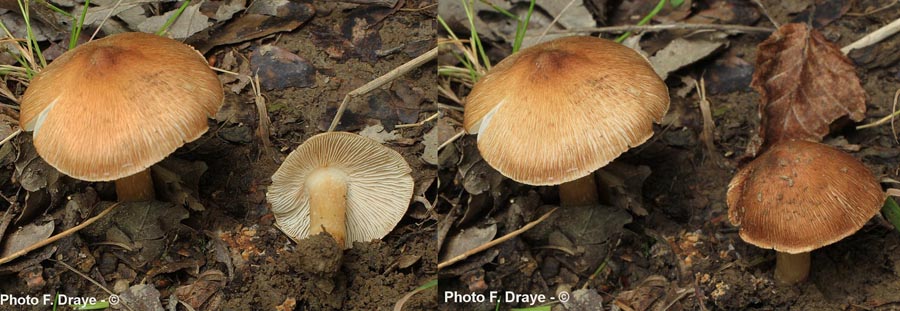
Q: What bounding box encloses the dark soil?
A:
[0,0,438,310]
[437,0,900,310]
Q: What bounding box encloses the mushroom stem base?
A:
[307,167,348,248]
[559,174,600,207]
[775,251,810,285]
[115,169,156,202]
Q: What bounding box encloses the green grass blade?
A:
[416,278,437,291]
[70,0,90,50]
[461,0,490,71]
[156,0,192,36]
[511,0,535,53]
[511,306,552,311]
[437,15,478,81]
[615,0,668,43]
[478,0,517,19]
[882,197,900,234]
[42,1,74,19]
[18,0,47,68]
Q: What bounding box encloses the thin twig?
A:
[396,111,441,129]
[0,202,121,265]
[846,0,899,17]
[437,103,464,112]
[90,0,125,42]
[250,73,274,160]
[856,89,900,142]
[53,259,136,311]
[536,0,578,42]
[842,17,900,54]
[328,47,438,132]
[437,130,465,151]
[752,0,780,28]
[438,207,558,269]
[0,128,21,146]
[542,23,775,35]
[210,66,240,76]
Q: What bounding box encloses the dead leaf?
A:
[615,275,691,311]
[0,220,53,257]
[439,223,496,262]
[175,270,227,309]
[81,0,161,26]
[118,284,165,311]
[186,1,315,53]
[358,123,401,143]
[650,38,726,80]
[14,141,59,192]
[562,289,606,311]
[421,125,439,165]
[751,23,865,151]
[152,158,208,211]
[138,3,210,39]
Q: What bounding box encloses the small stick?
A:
[545,23,775,35]
[888,188,900,198]
[210,66,240,76]
[395,111,441,129]
[90,0,125,42]
[536,0,578,43]
[438,207,557,269]
[752,0,780,28]
[437,130,465,151]
[856,89,900,141]
[53,259,136,311]
[842,17,900,54]
[250,73,275,159]
[328,47,438,132]
[0,128,21,146]
[0,202,121,265]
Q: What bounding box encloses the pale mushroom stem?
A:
[115,169,156,202]
[306,167,348,247]
[775,251,811,285]
[558,174,600,207]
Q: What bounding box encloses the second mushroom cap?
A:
[727,140,884,253]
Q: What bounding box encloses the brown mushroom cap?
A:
[20,32,223,181]
[463,36,669,186]
[266,132,414,247]
[727,140,884,254]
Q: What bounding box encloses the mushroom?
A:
[727,140,884,285]
[463,36,669,207]
[19,32,223,202]
[266,132,414,248]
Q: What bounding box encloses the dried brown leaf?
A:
[751,23,865,151]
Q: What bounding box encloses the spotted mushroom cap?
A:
[266,132,414,248]
[727,140,884,254]
[463,36,669,186]
[19,32,224,181]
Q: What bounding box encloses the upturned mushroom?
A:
[266,132,414,248]
[19,32,224,202]
[727,140,884,285]
[463,36,669,207]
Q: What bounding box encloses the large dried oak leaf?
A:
[751,23,865,151]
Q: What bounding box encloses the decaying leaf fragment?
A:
[751,23,865,152]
